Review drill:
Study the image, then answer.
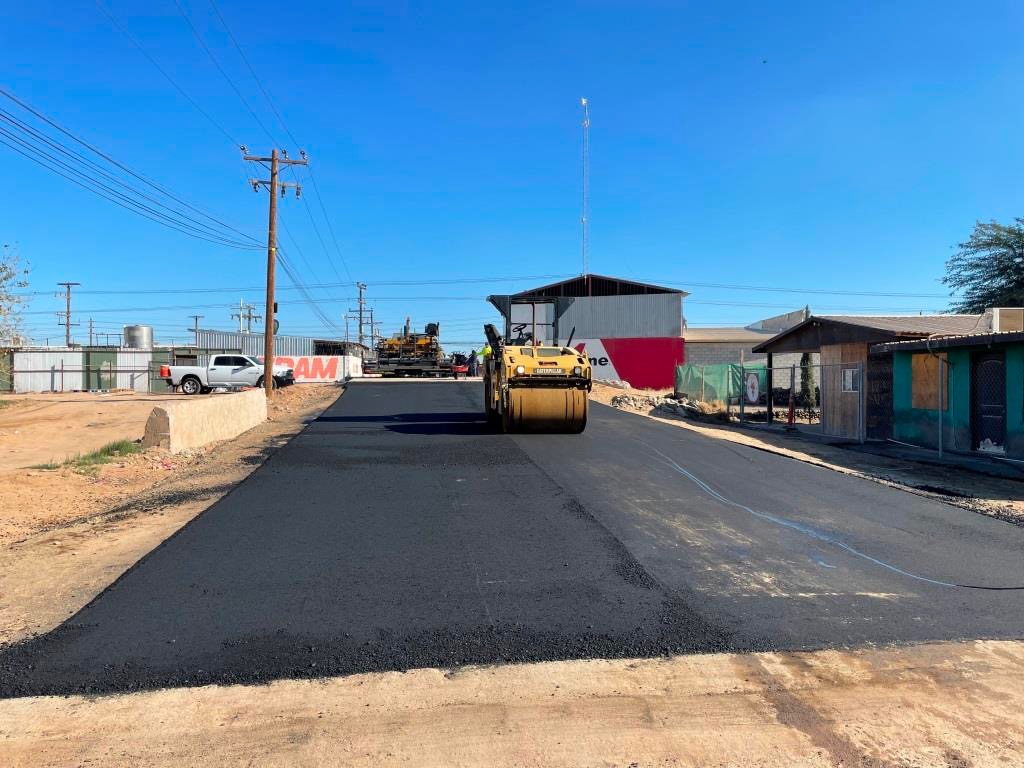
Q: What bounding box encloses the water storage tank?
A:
[123,324,154,350]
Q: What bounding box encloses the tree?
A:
[798,352,815,407]
[0,244,29,347]
[943,218,1024,313]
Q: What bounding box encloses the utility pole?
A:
[188,315,204,346]
[349,282,368,347]
[56,282,80,347]
[244,304,261,333]
[88,318,95,347]
[579,97,590,289]
[231,300,261,333]
[243,147,308,397]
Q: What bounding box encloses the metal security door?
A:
[971,351,1006,452]
[866,352,893,440]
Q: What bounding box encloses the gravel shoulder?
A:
[0,384,343,645]
[591,382,1024,524]
[2,639,1021,767]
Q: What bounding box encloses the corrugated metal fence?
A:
[11,349,155,393]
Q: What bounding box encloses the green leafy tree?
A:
[0,244,29,346]
[943,218,1024,313]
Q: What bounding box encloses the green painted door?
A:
[85,350,117,390]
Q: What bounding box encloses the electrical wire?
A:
[0,89,259,244]
[171,0,278,147]
[0,110,260,247]
[0,133,260,249]
[93,0,242,148]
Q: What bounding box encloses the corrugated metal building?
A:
[507,274,687,389]
[193,330,364,359]
[195,329,315,357]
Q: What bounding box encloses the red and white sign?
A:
[266,355,362,383]
[569,337,684,390]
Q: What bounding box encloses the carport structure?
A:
[753,314,988,440]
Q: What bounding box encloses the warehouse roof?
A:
[752,314,989,354]
[683,327,777,343]
[514,273,688,298]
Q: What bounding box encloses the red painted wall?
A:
[596,337,684,390]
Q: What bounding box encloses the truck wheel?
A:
[180,376,202,395]
[256,376,279,390]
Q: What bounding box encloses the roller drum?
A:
[504,388,588,433]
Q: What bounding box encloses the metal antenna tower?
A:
[579,97,590,279]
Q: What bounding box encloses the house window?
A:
[842,367,860,393]
[911,353,948,411]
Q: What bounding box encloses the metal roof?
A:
[872,330,1024,353]
[814,314,989,335]
[513,273,688,298]
[684,327,777,343]
[752,314,989,353]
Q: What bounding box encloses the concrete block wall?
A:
[142,389,267,454]
[684,343,766,367]
[684,344,812,372]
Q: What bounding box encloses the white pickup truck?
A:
[160,354,295,395]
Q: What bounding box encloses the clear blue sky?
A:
[3,1,1023,349]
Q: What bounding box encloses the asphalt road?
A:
[3,380,1023,697]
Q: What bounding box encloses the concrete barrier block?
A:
[142,389,267,453]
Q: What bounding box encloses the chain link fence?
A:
[675,361,865,440]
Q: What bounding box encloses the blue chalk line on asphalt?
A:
[637,440,1024,592]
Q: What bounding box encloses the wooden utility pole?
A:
[243,148,307,397]
[56,282,80,347]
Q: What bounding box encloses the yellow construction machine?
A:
[483,295,591,433]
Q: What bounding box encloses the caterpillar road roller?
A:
[483,295,591,433]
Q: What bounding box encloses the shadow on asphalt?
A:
[316,412,490,435]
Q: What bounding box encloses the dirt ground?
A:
[4,382,1023,765]
[0,384,342,644]
[0,390,196,471]
[1,639,1020,767]
[591,382,1024,525]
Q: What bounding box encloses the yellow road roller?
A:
[482,296,592,433]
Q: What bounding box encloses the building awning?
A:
[872,330,1024,353]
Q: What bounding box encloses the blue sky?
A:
[3,1,1023,349]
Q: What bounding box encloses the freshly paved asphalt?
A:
[2,380,1023,697]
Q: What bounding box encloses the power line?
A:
[0,112,259,247]
[0,132,261,249]
[94,0,242,148]
[208,0,298,147]
[205,0,355,282]
[0,90,259,244]
[13,273,576,296]
[172,0,278,146]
